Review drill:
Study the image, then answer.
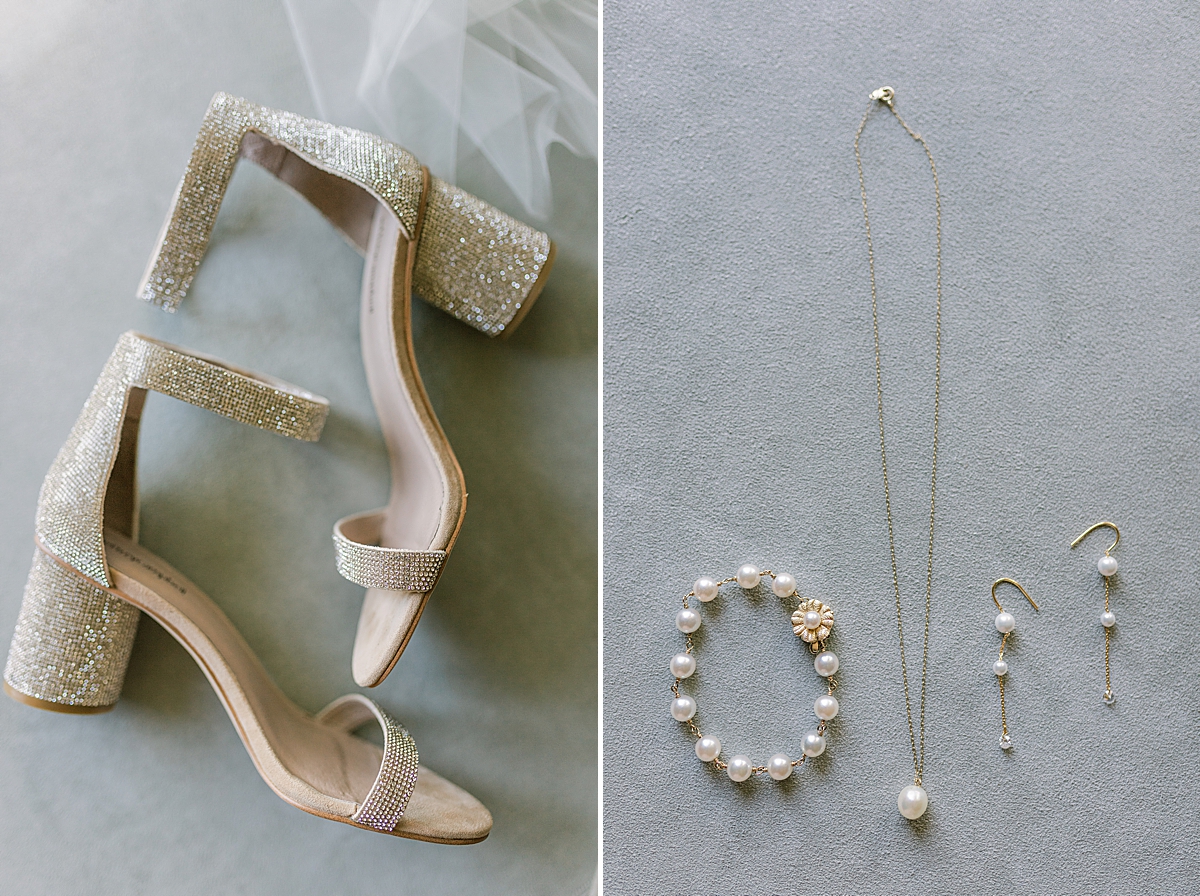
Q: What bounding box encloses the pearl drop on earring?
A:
[1100,611,1116,628]
[726,755,753,782]
[897,784,929,820]
[771,573,796,597]
[767,753,792,780]
[693,576,719,602]
[670,653,696,678]
[994,611,1015,633]
[993,659,1008,677]
[1098,555,1118,577]
[735,564,761,589]
[675,608,701,633]
[670,696,696,721]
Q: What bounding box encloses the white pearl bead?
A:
[993,658,1008,677]
[814,694,839,720]
[736,564,761,589]
[670,696,696,721]
[726,755,753,782]
[897,784,929,820]
[994,611,1015,633]
[801,732,826,757]
[1098,555,1118,577]
[1100,611,1116,628]
[675,608,701,633]
[670,653,696,678]
[695,735,721,762]
[814,651,839,677]
[804,610,822,630]
[771,573,797,597]
[693,576,719,602]
[767,753,792,780]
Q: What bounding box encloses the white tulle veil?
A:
[282,0,597,219]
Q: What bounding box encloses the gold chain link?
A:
[1103,574,1112,697]
[854,88,942,786]
[998,631,1010,737]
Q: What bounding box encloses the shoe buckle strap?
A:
[332,509,446,593]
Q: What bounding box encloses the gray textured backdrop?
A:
[0,1,596,894]
[604,2,1200,893]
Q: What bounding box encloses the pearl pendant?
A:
[994,611,1015,633]
[897,784,929,820]
[1100,610,1116,628]
[1098,555,1118,577]
[993,658,1008,677]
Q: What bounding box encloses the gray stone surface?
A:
[0,2,595,893]
[603,3,1200,893]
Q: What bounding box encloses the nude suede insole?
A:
[352,205,465,687]
[238,138,467,687]
[102,530,490,843]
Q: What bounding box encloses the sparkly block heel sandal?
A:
[3,332,492,842]
[139,93,555,687]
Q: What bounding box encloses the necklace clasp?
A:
[870,86,895,106]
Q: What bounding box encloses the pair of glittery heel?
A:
[3,94,554,842]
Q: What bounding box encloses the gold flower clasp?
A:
[791,598,834,649]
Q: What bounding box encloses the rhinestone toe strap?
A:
[316,694,420,832]
[332,510,446,593]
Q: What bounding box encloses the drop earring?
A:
[990,578,1039,752]
[1070,522,1120,705]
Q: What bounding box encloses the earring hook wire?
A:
[1071,521,1120,554]
[991,578,1039,613]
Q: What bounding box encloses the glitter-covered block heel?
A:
[3,550,139,713]
[137,92,555,687]
[3,331,493,842]
[138,92,554,335]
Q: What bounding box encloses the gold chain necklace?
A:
[854,86,942,821]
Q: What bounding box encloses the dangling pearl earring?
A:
[1071,522,1121,705]
[989,578,1039,752]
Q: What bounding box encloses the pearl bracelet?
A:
[671,563,840,782]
